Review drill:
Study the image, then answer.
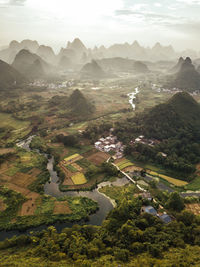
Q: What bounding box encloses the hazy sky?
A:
[0,0,200,51]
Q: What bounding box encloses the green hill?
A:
[0,59,26,90]
[80,60,106,79]
[169,57,200,91]
[68,89,95,116]
[169,57,184,73]
[114,92,200,177]
[12,49,50,79]
[139,92,200,140]
[133,61,149,73]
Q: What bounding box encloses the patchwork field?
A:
[185,203,200,215]
[87,151,110,165]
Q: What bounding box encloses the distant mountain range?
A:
[1,38,200,68]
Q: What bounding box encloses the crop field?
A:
[0,148,16,156]
[65,164,78,173]
[123,165,143,172]
[35,196,55,215]
[147,170,188,186]
[87,151,110,165]
[53,201,71,214]
[5,167,19,177]
[185,203,200,215]
[71,173,87,185]
[7,172,36,188]
[3,182,30,195]
[71,163,83,171]
[18,192,41,216]
[116,158,134,170]
[64,153,83,164]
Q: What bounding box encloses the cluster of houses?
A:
[29,80,74,89]
[130,135,167,158]
[130,135,160,147]
[141,205,172,224]
[95,135,125,159]
[139,192,172,224]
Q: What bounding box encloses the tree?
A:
[166,192,184,212]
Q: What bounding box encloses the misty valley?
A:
[0,38,200,266]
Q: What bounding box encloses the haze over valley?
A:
[1,1,200,266]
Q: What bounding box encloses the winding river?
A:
[127,87,139,110]
[0,137,129,241]
[0,87,141,241]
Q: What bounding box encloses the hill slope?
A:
[12,49,51,79]
[139,92,200,140]
[68,89,95,116]
[80,60,107,79]
[169,57,200,91]
[0,59,26,90]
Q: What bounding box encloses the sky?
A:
[0,0,200,52]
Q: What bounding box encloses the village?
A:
[130,135,160,147]
[29,80,74,89]
[94,134,125,159]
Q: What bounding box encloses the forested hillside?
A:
[0,191,200,266]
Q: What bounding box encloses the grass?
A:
[0,112,30,130]
[71,173,87,185]
[5,167,19,176]
[146,170,188,187]
[99,184,139,204]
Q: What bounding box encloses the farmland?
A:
[87,151,110,165]
[71,173,87,185]
[59,149,112,190]
[146,170,188,187]
[116,158,134,170]
[53,201,71,214]
[0,185,98,230]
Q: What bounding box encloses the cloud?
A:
[9,0,26,5]
[115,9,186,26]
[176,0,200,5]
[0,0,26,5]
[169,21,200,35]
